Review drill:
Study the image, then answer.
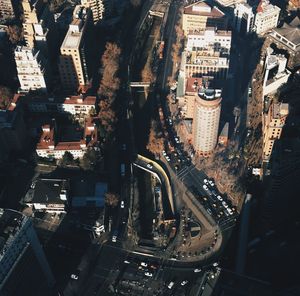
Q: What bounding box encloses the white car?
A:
[140,262,148,267]
[208,180,215,187]
[147,163,153,169]
[162,150,167,156]
[222,201,228,208]
[70,274,78,280]
[217,195,223,201]
[194,268,202,273]
[203,185,209,191]
[181,280,188,286]
[124,260,130,264]
[168,281,175,289]
[112,235,117,243]
[174,137,180,144]
[203,179,208,184]
[145,272,153,277]
[166,156,171,162]
[120,201,125,208]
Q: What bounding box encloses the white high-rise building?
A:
[193,87,222,155]
[0,209,55,295]
[254,0,280,35]
[81,0,111,23]
[234,2,255,33]
[15,46,49,93]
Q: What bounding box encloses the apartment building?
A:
[15,45,50,93]
[36,117,98,159]
[81,0,111,23]
[0,0,15,19]
[183,1,227,35]
[183,49,229,79]
[22,0,54,55]
[28,95,96,116]
[262,101,289,161]
[192,85,222,155]
[0,209,55,295]
[262,48,291,97]
[254,0,280,35]
[186,27,231,54]
[59,5,93,92]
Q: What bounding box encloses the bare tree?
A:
[130,0,142,7]
[0,86,12,109]
[6,25,23,45]
[146,120,164,156]
[105,192,120,207]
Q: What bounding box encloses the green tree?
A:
[80,149,97,171]
[60,151,75,167]
[0,86,12,109]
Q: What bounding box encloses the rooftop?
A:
[186,77,203,93]
[184,1,224,18]
[186,50,229,66]
[61,6,89,49]
[272,103,289,119]
[273,16,300,46]
[0,209,27,258]
[187,27,231,37]
[24,178,69,205]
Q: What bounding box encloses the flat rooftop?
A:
[0,209,26,257]
[24,178,69,205]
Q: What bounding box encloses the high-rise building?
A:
[182,1,227,35]
[254,0,280,35]
[59,5,93,92]
[0,0,15,19]
[234,2,255,33]
[22,0,54,54]
[192,84,222,155]
[262,101,289,161]
[15,45,50,93]
[81,0,111,23]
[0,208,55,296]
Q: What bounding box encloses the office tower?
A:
[58,5,93,92]
[234,2,255,33]
[262,101,289,162]
[193,85,222,155]
[0,208,55,296]
[182,1,227,35]
[81,0,111,23]
[15,45,50,93]
[254,0,280,35]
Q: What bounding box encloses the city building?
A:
[58,5,93,93]
[289,0,300,9]
[0,0,15,20]
[262,101,289,161]
[234,2,255,33]
[81,0,111,23]
[215,0,246,7]
[0,94,26,162]
[0,208,55,295]
[28,94,96,116]
[22,0,55,55]
[262,48,291,97]
[183,49,230,79]
[24,178,69,213]
[182,1,227,35]
[267,16,300,67]
[254,0,280,35]
[186,27,231,54]
[15,45,50,93]
[36,117,98,159]
[192,82,222,155]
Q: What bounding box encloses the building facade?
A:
[262,101,289,161]
[234,2,255,33]
[28,95,96,116]
[186,27,231,53]
[36,117,98,159]
[183,1,227,35]
[15,46,50,93]
[59,5,93,92]
[192,87,222,155]
[0,209,55,295]
[254,0,280,35]
[81,0,111,23]
[0,0,15,19]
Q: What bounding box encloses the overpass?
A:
[133,154,175,215]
